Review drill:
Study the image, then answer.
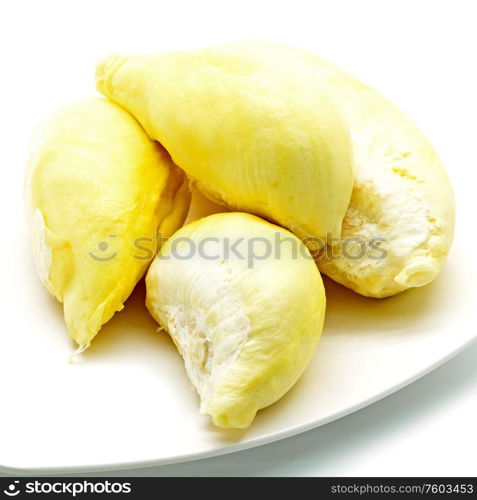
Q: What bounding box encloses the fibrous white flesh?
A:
[318,108,454,297]
[150,258,251,410]
[320,132,446,297]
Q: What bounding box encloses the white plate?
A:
[1,168,475,473]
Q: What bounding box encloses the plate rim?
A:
[2,334,475,475]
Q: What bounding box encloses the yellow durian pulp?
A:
[95,44,354,246]
[308,52,455,297]
[96,41,454,297]
[220,41,455,297]
[25,98,191,347]
[146,213,325,428]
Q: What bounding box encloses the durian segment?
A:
[25,98,191,346]
[310,54,454,297]
[95,44,354,245]
[146,213,325,429]
[227,41,454,297]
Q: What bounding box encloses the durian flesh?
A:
[225,41,455,297]
[311,55,455,297]
[96,41,454,297]
[95,44,354,245]
[25,98,191,346]
[145,213,325,429]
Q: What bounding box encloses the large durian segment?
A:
[230,41,455,297]
[146,213,325,428]
[95,44,354,245]
[25,98,191,346]
[311,54,454,297]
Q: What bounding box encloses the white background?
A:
[1,0,476,476]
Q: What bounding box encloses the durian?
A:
[146,212,325,428]
[95,44,354,245]
[25,98,191,347]
[222,41,455,297]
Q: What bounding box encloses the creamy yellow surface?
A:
[225,41,455,297]
[25,98,191,346]
[95,44,354,245]
[146,213,325,428]
[96,41,454,297]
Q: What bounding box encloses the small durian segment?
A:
[146,213,325,429]
[96,44,354,245]
[227,41,455,297]
[25,98,191,346]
